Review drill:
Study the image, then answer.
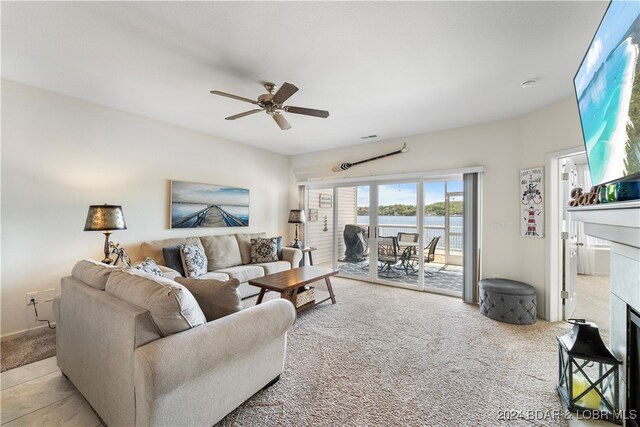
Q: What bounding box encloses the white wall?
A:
[289,97,585,319]
[1,80,291,338]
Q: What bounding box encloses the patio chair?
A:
[377,236,400,277]
[396,232,419,275]
[424,236,440,276]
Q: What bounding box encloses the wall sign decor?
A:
[331,142,409,172]
[170,180,249,228]
[319,193,332,208]
[308,209,319,222]
[568,186,602,207]
[520,167,544,238]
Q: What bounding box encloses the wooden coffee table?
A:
[248,266,337,313]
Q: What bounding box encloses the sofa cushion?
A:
[235,233,267,264]
[134,258,163,277]
[200,235,242,271]
[198,271,231,281]
[140,237,201,266]
[162,246,186,276]
[251,237,279,263]
[215,265,265,284]
[180,244,208,278]
[175,277,243,321]
[71,259,121,290]
[253,260,291,275]
[106,269,206,336]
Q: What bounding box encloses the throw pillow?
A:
[175,277,242,321]
[180,244,208,278]
[250,237,279,263]
[275,236,283,260]
[134,258,163,277]
[235,233,267,264]
[106,269,206,336]
[162,245,186,276]
[200,235,242,271]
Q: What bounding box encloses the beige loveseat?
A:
[53,260,296,427]
[140,233,303,298]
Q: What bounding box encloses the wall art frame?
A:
[520,167,544,238]
[170,180,249,229]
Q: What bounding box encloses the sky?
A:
[574,0,639,97]
[356,181,463,207]
[172,181,249,205]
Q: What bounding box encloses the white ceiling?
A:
[1,1,608,155]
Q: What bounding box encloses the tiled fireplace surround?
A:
[570,201,640,423]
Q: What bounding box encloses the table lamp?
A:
[84,204,127,264]
[288,209,306,248]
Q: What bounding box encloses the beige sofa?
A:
[140,233,302,298]
[53,260,296,427]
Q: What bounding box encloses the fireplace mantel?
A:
[568,200,640,248]
[568,200,639,419]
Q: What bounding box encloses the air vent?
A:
[360,135,378,140]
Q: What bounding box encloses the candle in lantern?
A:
[572,376,601,410]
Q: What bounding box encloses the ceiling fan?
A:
[210,82,329,130]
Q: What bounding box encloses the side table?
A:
[296,246,317,266]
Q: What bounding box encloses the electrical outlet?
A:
[26,292,38,306]
[44,288,56,302]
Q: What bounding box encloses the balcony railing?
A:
[362,223,463,253]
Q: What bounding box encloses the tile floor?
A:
[0,357,100,426]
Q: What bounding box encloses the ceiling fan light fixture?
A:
[210,81,329,130]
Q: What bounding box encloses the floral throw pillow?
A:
[250,237,279,263]
[180,244,207,278]
[134,257,163,277]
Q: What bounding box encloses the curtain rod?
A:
[297,166,484,187]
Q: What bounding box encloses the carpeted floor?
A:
[222,277,572,426]
[1,328,56,372]
[1,278,573,425]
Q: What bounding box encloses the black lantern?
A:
[557,320,622,424]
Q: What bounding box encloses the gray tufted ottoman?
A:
[479,278,537,325]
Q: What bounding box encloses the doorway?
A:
[549,149,611,332]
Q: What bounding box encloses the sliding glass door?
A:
[375,182,421,288]
[335,186,371,280]
[303,175,467,298]
[423,180,463,297]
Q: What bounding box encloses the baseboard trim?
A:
[1,323,57,342]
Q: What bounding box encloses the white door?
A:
[562,158,579,319]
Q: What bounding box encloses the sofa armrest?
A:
[282,247,302,268]
[134,298,295,399]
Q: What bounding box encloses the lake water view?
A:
[358,215,462,227]
[357,215,463,250]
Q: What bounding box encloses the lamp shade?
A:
[84,204,127,231]
[288,209,306,224]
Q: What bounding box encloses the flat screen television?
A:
[574,0,640,186]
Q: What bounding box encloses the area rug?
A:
[224,277,573,426]
[1,328,56,372]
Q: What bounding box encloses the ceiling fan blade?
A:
[225,109,264,120]
[210,90,259,105]
[272,113,291,130]
[271,82,299,104]
[285,106,330,118]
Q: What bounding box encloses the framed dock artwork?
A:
[520,167,544,238]
[170,180,249,228]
